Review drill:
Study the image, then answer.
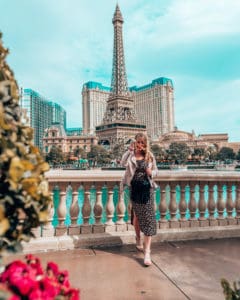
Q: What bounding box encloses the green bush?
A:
[0,33,52,253]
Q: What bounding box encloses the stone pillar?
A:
[189,182,199,227]
[179,182,189,228]
[93,188,104,233]
[198,183,208,227]
[226,183,236,225]
[42,192,55,237]
[208,182,217,226]
[169,183,179,228]
[105,188,115,232]
[55,189,67,236]
[116,183,127,231]
[235,182,240,224]
[69,190,80,235]
[81,190,92,234]
[159,183,168,229]
[217,183,227,226]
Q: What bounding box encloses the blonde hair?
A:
[135,133,153,163]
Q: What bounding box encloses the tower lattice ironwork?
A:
[96,4,146,148]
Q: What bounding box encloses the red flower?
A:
[0,255,80,300]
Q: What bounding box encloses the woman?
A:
[120,133,158,266]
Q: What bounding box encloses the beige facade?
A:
[82,77,175,141]
[82,82,109,135]
[131,78,174,139]
[157,129,240,153]
[42,124,98,154]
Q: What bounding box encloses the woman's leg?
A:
[143,235,152,252]
[143,235,152,266]
[133,213,141,240]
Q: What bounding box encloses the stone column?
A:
[198,183,208,227]
[159,183,168,229]
[188,182,199,227]
[69,190,80,235]
[169,183,179,228]
[226,183,236,225]
[235,182,240,224]
[105,186,115,232]
[179,182,189,228]
[81,190,92,234]
[208,182,217,226]
[55,188,67,236]
[42,192,55,237]
[217,182,227,226]
[93,187,104,233]
[116,183,127,231]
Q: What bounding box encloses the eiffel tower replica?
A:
[96,4,146,148]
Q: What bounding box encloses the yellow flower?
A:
[9,156,24,182]
[0,218,10,236]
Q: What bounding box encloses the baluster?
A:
[81,190,92,234]
[235,182,240,224]
[188,182,199,227]
[69,190,80,235]
[127,187,133,230]
[179,182,189,227]
[169,182,179,228]
[55,188,67,236]
[93,188,104,233]
[208,182,217,226]
[198,183,208,227]
[159,183,168,229]
[217,182,227,226]
[42,192,55,237]
[105,187,115,231]
[116,183,127,231]
[226,183,236,225]
[153,189,157,214]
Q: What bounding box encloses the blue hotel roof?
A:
[83,77,173,92]
[83,81,111,92]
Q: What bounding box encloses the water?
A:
[52,184,236,227]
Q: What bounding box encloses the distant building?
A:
[20,88,66,150]
[157,129,240,153]
[66,127,83,136]
[82,82,110,135]
[82,77,175,140]
[42,124,97,154]
[130,77,174,139]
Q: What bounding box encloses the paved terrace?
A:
[3,238,240,300]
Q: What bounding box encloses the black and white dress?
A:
[130,159,157,236]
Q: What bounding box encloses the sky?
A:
[1,0,240,141]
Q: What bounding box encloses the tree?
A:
[205,145,217,161]
[46,145,64,166]
[216,147,236,162]
[151,144,167,162]
[73,146,85,158]
[87,145,110,166]
[167,142,191,164]
[0,33,51,253]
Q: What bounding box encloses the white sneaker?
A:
[144,250,152,266]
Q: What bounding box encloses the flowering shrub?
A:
[0,33,52,253]
[0,254,80,299]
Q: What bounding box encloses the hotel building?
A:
[82,77,175,140]
[20,88,66,149]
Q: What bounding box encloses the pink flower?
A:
[0,254,80,300]
[46,261,59,278]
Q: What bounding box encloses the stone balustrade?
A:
[34,169,240,240]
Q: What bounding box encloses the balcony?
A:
[5,169,240,299]
[23,169,240,252]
